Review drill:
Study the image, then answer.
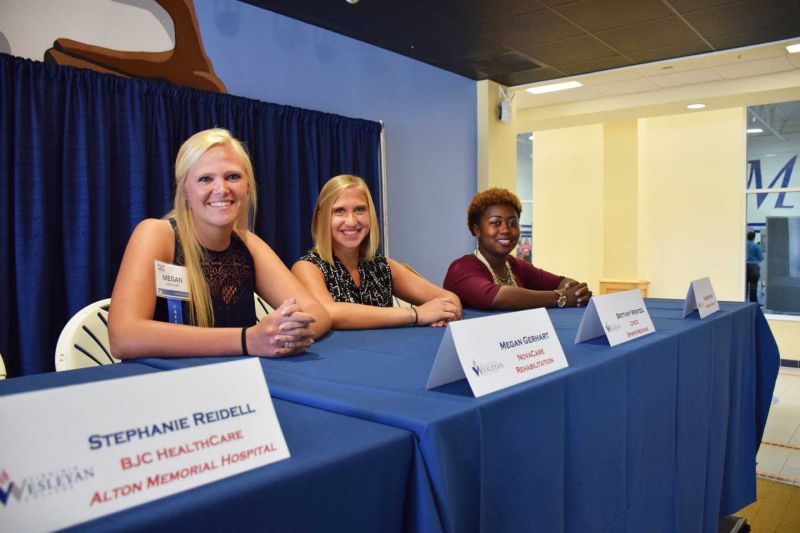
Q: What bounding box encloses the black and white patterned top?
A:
[299,251,393,307]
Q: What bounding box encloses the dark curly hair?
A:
[467,188,522,236]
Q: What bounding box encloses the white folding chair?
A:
[0,352,6,379]
[55,298,119,371]
[254,293,274,322]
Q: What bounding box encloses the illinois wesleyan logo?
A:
[471,359,504,377]
[0,466,95,506]
[0,469,21,507]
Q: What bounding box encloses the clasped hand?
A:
[563,281,592,307]
[248,299,316,357]
[420,296,462,327]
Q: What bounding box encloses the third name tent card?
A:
[682,277,720,319]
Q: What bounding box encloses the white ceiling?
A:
[514,37,800,109]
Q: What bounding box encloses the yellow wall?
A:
[528,112,746,301]
[532,125,604,292]
[637,108,746,300]
[523,111,746,300]
[603,120,639,280]
[768,320,800,360]
[477,80,516,191]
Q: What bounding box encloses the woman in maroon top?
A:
[443,188,592,310]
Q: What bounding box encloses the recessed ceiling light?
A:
[785,43,800,54]
[747,128,764,134]
[687,103,706,110]
[526,81,582,95]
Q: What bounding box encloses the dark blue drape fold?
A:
[0,54,382,377]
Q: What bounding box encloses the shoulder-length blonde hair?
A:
[311,175,380,264]
[165,128,257,327]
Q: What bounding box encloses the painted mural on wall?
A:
[746,153,800,311]
[746,155,798,226]
[1,0,225,93]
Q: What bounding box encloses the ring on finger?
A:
[284,341,291,349]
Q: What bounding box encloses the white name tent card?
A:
[0,359,289,532]
[682,277,720,319]
[575,289,655,347]
[426,308,568,397]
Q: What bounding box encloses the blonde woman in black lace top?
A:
[109,129,330,359]
[292,175,461,329]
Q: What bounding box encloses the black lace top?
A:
[299,251,393,307]
[154,219,257,327]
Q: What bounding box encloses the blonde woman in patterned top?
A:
[292,175,462,329]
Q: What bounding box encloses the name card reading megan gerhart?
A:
[575,289,656,347]
[0,359,289,532]
[426,308,568,397]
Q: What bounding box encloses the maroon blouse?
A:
[443,254,562,310]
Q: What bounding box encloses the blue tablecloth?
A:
[0,362,418,532]
[137,299,780,533]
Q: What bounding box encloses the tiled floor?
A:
[736,478,800,532]
[733,367,800,532]
[757,368,800,487]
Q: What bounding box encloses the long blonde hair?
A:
[165,128,257,327]
[311,175,380,264]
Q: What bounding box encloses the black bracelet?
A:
[411,307,418,325]
[241,327,249,355]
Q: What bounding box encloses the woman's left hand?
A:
[427,292,462,327]
[563,280,592,307]
[248,299,316,357]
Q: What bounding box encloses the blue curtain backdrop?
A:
[0,54,383,377]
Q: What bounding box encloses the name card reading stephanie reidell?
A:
[682,277,720,319]
[426,308,568,397]
[0,359,289,532]
[575,289,655,347]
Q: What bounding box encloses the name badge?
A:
[155,261,189,301]
[682,277,720,318]
[426,308,568,397]
[575,289,655,346]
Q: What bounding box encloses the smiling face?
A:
[183,144,249,244]
[472,203,520,261]
[330,187,371,258]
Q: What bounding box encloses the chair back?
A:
[55,298,119,371]
[254,293,273,322]
[393,263,419,308]
[393,296,413,308]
